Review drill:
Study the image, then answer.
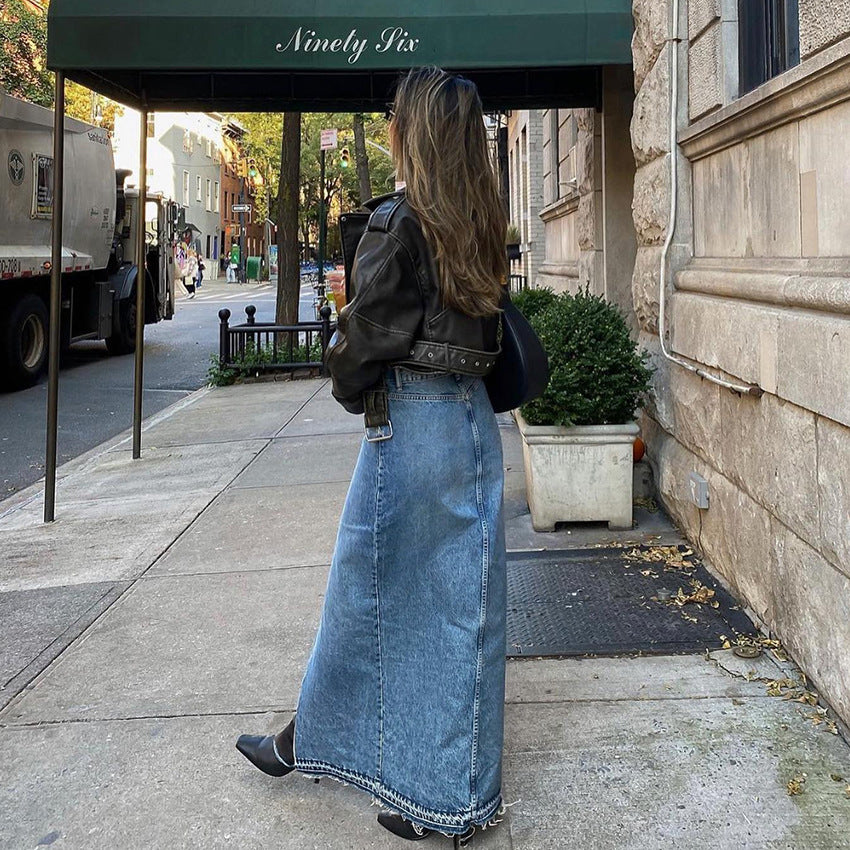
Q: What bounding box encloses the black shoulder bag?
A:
[485,289,550,414]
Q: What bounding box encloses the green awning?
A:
[47,0,633,111]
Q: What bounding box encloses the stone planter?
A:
[516,412,639,531]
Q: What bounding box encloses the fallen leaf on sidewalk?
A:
[787,774,807,796]
[831,774,845,782]
[766,678,797,697]
[670,581,715,607]
[624,545,696,572]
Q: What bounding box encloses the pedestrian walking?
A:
[196,256,204,289]
[183,249,198,299]
[236,67,509,845]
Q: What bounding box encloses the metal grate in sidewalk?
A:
[506,545,756,657]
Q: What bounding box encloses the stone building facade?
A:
[505,110,546,287]
[515,69,638,328]
[113,111,225,277]
[636,0,850,725]
[509,2,850,725]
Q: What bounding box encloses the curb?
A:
[0,384,214,522]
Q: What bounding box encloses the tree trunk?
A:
[276,111,301,325]
[353,113,372,205]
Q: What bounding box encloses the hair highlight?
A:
[391,67,507,318]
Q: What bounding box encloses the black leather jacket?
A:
[327,191,500,414]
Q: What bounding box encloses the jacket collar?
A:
[360,188,405,214]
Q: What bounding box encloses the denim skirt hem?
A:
[292,758,503,835]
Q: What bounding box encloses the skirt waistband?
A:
[383,366,480,395]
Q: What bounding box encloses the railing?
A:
[218,304,335,375]
[509,274,528,293]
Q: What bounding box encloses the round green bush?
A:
[511,286,557,321]
[519,289,653,427]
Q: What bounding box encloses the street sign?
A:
[321,128,338,151]
[232,203,252,213]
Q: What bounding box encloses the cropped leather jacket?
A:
[327,191,500,414]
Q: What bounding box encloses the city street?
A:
[3,1,850,845]
[0,278,317,501]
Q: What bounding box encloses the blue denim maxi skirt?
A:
[292,368,507,835]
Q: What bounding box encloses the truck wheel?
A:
[105,297,137,355]
[1,294,49,390]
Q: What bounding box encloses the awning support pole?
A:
[44,72,65,524]
[132,109,148,459]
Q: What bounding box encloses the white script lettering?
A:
[375,27,420,54]
[276,26,368,65]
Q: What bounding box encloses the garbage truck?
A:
[0,89,176,390]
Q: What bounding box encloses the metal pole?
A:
[44,72,65,523]
[218,308,231,366]
[239,177,246,283]
[132,109,148,459]
[318,148,326,291]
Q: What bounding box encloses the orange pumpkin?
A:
[633,436,646,463]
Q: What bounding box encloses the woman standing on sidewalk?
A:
[236,66,508,846]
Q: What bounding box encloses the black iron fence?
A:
[509,274,528,293]
[218,304,335,374]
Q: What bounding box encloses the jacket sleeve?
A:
[325,229,424,414]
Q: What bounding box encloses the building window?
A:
[206,235,212,258]
[146,113,155,139]
[182,171,190,206]
[206,179,212,211]
[196,175,202,203]
[214,182,220,213]
[739,0,800,95]
[183,130,193,153]
[548,109,560,204]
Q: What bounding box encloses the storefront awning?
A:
[47,0,634,111]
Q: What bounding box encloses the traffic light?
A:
[237,158,248,178]
[340,147,351,168]
[248,157,258,179]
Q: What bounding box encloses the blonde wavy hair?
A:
[391,67,507,318]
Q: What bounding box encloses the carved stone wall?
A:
[630,0,850,725]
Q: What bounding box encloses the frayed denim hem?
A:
[293,757,503,836]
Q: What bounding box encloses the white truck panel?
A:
[0,90,115,276]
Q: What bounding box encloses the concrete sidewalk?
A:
[1,379,849,849]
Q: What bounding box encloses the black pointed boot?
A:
[235,717,295,778]
[377,813,474,846]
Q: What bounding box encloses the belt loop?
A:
[363,387,393,442]
[394,365,403,391]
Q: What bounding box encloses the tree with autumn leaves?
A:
[235,112,394,323]
[1,0,123,131]
[1,0,52,107]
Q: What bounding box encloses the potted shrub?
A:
[512,287,652,531]
[506,223,522,262]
